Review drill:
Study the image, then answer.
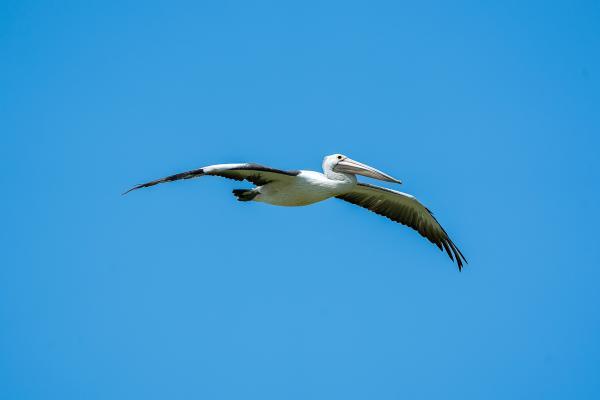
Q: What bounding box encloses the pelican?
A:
[124,154,467,270]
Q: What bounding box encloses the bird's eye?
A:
[337,155,342,160]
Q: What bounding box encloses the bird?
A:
[124,154,467,270]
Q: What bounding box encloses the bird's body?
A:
[254,170,356,206]
[125,154,467,270]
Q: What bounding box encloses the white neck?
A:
[323,167,357,184]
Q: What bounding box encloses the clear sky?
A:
[1,1,599,399]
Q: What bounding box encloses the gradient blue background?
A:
[2,1,599,399]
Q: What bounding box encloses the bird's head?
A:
[322,154,402,184]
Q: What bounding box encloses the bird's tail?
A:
[232,189,258,202]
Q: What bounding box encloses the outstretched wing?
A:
[336,183,467,270]
[123,163,300,194]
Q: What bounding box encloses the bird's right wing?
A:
[336,183,467,270]
[123,163,300,194]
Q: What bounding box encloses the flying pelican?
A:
[124,154,467,270]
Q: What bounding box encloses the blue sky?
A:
[1,1,599,399]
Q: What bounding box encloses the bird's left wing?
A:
[336,183,467,270]
[123,163,300,194]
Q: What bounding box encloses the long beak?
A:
[334,157,402,184]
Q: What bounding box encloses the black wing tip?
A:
[122,185,142,195]
[437,237,467,271]
[122,167,206,196]
[122,181,157,195]
[448,239,467,272]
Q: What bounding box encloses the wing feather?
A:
[123,163,299,194]
[336,183,467,270]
